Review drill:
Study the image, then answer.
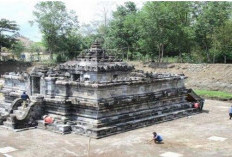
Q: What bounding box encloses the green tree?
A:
[167,2,195,63]
[0,19,19,57]
[194,2,231,62]
[57,32,83,60]
[211,21,232,63]
[138,2,176,62]
[12,41,25,59]
[28,42,45,61]
[106,2,138,60]
[32,1,79,60]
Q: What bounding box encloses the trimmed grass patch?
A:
[195,90,232,100]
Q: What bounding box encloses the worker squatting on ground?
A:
[229,106,232,120]
[193,102,201,111]
[43,115,54,128]
[21,92,30,109]
[150,132,163,144]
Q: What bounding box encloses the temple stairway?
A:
[1,97,44,130]
[3,105,33,129]
[0,98,23,124]
[71,101,199,138]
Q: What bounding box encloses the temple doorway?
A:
[32,77,40,94]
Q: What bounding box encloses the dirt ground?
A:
[130,62,232,93]
[0,63,232,157]
[0,99,231,157]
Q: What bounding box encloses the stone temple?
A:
[0,41,204,138]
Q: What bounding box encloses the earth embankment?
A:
[130,61,232,93]
[0,61,32,75]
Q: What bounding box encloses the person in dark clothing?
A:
[229,105,232,120]
[149,132,163,144]
[153,132,163,143]
[21,92,30,109]
[200,100,204,111]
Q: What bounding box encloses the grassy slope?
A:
[195,90,232,100]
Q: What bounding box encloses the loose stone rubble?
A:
[0,41,204,138]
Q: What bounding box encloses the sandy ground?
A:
[0,99,231,157]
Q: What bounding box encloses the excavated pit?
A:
[0,41,204,138]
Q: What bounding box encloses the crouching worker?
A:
[193,102,200,111]
[21,92,30,109]
[43,115,54,128]
[229,105,232,120]
[151,132,163,144]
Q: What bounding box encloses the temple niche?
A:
[0,41,204,138]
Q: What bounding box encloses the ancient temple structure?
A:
[0,41,204,138]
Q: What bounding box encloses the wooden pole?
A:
[87,137,91,157]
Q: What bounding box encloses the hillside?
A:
[130,61,232,93]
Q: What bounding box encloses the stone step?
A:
[72,108,197,138]
[0,110,8,117]
[69,95,187,111]
[11,105,29,117]
[72,102,192,128]
[0,107,5,113]
[99,103,192,122]
[13,110,24,116]
[0,101,11,109]
[71,101,185,118]
[68,100,191,121]
[97,108,196,137]
[3,120,15,129]
[17,106,29,112]
[37,120,72,134]
[17,106,24,111]
[38,107,196,137]
[3,113,32,130]
[6,115,13,122]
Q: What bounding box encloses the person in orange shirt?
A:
[43,115,54,127]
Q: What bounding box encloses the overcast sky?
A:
[0,0,145,42]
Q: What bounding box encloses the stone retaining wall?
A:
[0,61,32,75]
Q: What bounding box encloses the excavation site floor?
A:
[0,99,231,157]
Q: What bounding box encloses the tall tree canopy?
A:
[12,41,25,58]
[101,1,232,63]
[27,1,232,63]
[194,2,231,62]
[106,1,139,60]
[0,19,19,54]
[211,21,232,63]
[32,1,80,60]
[138,2,174,62]
[137,2,195,62]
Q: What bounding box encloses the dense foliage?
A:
[2,1,232,63]
[12,41,25,58]
[31,1,82,61]
[0,19,19,53]
[103,1,232,63]
[30,1,232,63]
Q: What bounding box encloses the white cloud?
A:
[0,0,145,41]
